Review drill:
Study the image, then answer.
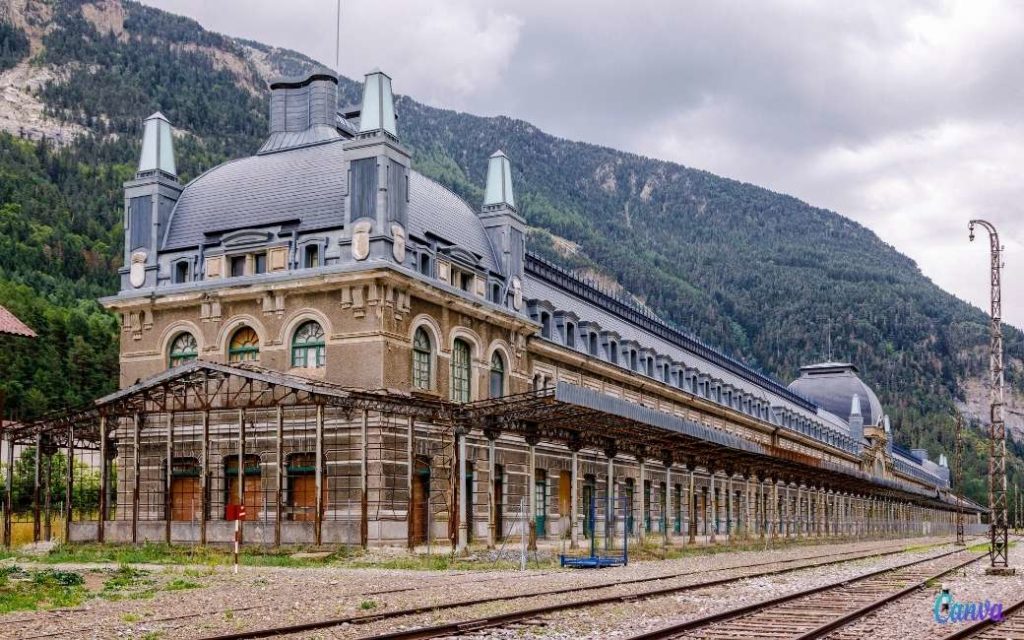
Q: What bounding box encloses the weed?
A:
[164,578,201,591]
[120,612,142,623]
[0,567,87,613]
[360,600,377,610]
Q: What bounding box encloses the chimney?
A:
[260,73,341,154]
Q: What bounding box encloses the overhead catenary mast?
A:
[954,411,965,546]
[969,219,1012,573]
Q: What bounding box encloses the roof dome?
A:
[161,140,499,272]
[787,362,884,426]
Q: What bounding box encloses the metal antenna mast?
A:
[954,411,965,546]
[969,219,1010,572]
[335,0,342,72]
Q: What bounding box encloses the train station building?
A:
[1,69,980,551]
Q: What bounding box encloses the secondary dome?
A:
[788,362,884,426]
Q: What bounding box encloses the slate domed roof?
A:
[788,362,884,426]
[160,139,499,272]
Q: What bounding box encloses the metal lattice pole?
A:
[969,219,1008,569]
[955,412,965,546]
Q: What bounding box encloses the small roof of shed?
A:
[0,305,35,338]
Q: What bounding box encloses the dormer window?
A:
[565,322,576,348]
[173,261,190,284]
[491,283,502,303]
[539,311,552,338]
[253,253,267,274]
[609,341,618,364]
[230,256,245,277]
[460,272,473,292]
[588,333,598,356]
[304,245,320,268]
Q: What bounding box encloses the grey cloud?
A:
[138,0,1024,326]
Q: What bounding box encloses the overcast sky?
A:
[141,0,1024,328]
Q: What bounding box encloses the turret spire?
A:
[358,69,397,137]
[138,111,177,177]
[849,393,864,443]
[484,150,515,209]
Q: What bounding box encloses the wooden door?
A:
[493,465,503,539]
[227,475,261,521]
[170,476,201,521]
[558,473,571,516]
[411,473,429,544]
[289,474,317,522]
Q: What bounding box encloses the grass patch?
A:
[120,612,143,622]
[164,578,201,591]
[100,565,156,601]
[0,566,87,613]
[28,543,356,568]
[359,599,377,610]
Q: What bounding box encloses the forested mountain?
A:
[0,0,1021,504]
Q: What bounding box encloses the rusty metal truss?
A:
[1,361,452,446]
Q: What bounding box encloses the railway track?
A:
[622,549,984,640]
[15,539,940,640]
[187,541,975,640]
[937,590,1024,639]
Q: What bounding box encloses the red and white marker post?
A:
[230,504,246,574]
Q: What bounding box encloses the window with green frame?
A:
[412,327,432,389]
[228,326,260,363]
[168,332,198,367]
[450,338,471,402]
[291,321,325,368]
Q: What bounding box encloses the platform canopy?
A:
[457,382,976,513]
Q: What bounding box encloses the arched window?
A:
[228,326,260,363]
[489,352,505,398]
[168,332,198,367]
[291,321,325,368]
[412,328,432,390]
[451,338,471,402]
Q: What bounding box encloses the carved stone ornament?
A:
[391,223,406,263]
[129,250,147,288]
[511,276,523,310]
[352,220,372,261]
